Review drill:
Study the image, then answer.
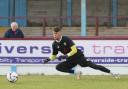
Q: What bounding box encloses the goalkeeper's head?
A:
[53,26,62,41]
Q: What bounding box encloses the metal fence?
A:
[1,16,128,36]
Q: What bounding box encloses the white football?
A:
[6,72,18,83]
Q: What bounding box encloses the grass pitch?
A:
[0,75,128,89]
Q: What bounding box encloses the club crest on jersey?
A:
[64,42,67,46]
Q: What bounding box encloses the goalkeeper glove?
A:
[43,58,50,64]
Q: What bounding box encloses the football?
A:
[6,72,18,83]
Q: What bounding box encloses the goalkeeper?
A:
[44,27,119,79]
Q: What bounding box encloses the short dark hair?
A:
[54,26,61,32]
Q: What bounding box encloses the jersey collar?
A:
[55,36,62,42]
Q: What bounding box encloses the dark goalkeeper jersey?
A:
[52,36,83,58]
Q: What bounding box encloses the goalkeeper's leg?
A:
[56,61,77,73]
[78,57,120,79]
[86,61,120,79]
[86,61,110,73]
[77,57,110,73]
[56,61,81,79]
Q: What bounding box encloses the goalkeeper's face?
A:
[53,31,61,41]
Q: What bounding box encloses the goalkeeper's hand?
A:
[43,58,50,64]
[58,55,68,61]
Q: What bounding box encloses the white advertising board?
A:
[0,40,128,65]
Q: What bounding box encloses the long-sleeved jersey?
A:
[50,36,83,60]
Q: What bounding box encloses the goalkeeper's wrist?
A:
[67,54,70,57]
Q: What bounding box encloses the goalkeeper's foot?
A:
[75,70,82,80]
[110,72,120,79]
[113,73,120,79]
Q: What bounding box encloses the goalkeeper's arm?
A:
[67,45,77,57]
[49,45,77,60]
[58,45,78,60]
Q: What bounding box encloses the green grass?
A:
[0,75,128,89]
